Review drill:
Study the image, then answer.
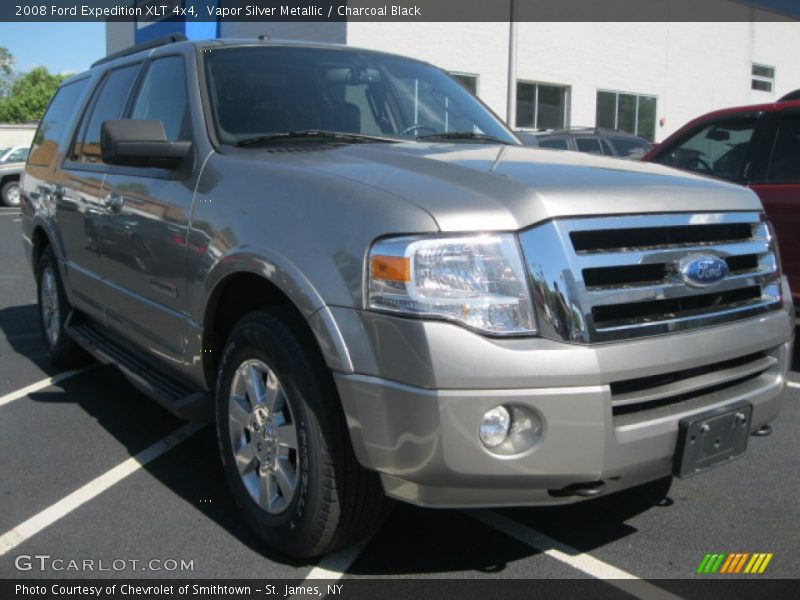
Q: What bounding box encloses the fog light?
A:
[479,406,511,447]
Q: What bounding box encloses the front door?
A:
[99,55,195,362]
[750,110,800,303]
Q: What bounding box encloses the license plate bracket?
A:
[673,401,752,478]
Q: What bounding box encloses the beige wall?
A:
[0,125,36,149]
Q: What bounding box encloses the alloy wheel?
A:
[228,359,299,514]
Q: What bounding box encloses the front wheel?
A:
[215,309,390,558]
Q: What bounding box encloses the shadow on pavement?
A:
[17,366,671,575]
[0,303,62,378]
[346,479,672,576]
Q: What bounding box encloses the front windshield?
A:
[203,46,518,145]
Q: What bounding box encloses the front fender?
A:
[198,246,354,374]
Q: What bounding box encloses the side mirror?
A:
[101,119,191,168]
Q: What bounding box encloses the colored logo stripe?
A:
[745,553,774,574]
[719,554,736,573]
[697,553,727,573]
[699,552,773,574]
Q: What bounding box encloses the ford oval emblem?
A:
[680,255,729,287]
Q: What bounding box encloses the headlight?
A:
[368,234,537,335]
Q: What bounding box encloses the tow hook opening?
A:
[548,480,607,498]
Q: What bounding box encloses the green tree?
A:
[0,47,14,97]
[0,66,66,123]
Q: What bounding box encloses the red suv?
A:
[645,94,800,314]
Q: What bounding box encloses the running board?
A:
[66,317,211,422]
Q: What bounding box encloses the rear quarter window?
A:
[29,78,90,167]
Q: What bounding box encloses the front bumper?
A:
[331,282,795,508]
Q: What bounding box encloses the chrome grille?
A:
[518,212,782,343]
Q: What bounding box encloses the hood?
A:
[0,161,24,173]
[252,142,763,231]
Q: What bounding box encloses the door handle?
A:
[104,192,124,213]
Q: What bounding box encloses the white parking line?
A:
[292,536,373,598]
[0,421,203,556]
[787,381,799,389]
[0,367,93,409]
[469,511,681,600]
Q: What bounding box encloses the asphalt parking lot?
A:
[0,205,798,595]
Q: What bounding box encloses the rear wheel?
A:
[1,180,20,207]
[37,247,89,367]
[215,309,391,558]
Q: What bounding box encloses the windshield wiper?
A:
[232,130,398,147]
[415,131,512,145]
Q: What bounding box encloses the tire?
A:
[215,309,391,558]
[37,247,90,367]
[1,179,20,207]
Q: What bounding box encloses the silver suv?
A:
[21,36,795,558]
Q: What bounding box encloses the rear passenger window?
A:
[29,78,89,166]
[767,116,800,184]
[575,137,603,154]
[131,56,190,141]
[539,138,568,150]
[74,64,140,164]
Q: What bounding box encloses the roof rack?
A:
[778,89,800,102]
[519,126,629,135]
[91,33,188,68]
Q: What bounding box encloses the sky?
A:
[0,23,105,75]
[0,1,797,76]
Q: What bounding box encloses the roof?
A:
[518,127,648,138]
[688,98,800,121]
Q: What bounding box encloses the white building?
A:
[106,13,800,142]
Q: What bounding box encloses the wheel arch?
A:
[0,172,20,186]
[31,224,51,273]
[201,270,353,392]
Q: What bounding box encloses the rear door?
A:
[57,63,142,319]
[25,77,91,302]
[99,55,196,362]
[749,110,800,303]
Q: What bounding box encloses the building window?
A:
[516,82,569,130]
[450,73,479,95]
[751,64,775,93]
[596,90,657,142]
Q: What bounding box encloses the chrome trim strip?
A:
[571,240,771,268]
[586,270,779,305]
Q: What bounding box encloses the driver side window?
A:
[657,117,758,182]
